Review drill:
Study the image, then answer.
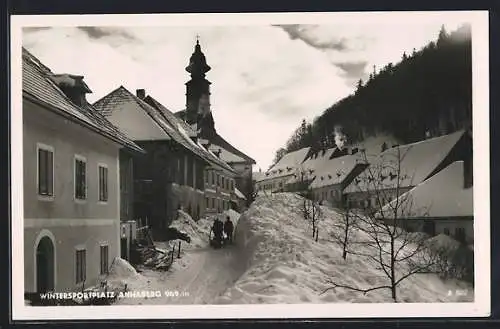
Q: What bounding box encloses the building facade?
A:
[204,166,236,214]
[93,87,214,237]
[23,49,143,294]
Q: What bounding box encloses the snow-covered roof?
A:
[260,147,310,182]
[210,133,256,164]
[23,48,144,154]
[93,88,235,174]
[144,96,235,173]
[93,86,173,141]
[344,130,466,193]
[253,171,265,182]
[380,161,473,218]
[234,187,246,200]
[309,154,365,189]
[208,144,245,163]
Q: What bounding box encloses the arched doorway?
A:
[36,236,55,293]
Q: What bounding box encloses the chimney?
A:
[136,89,146,100]
[50,74,91,107]
[463,158,473,189]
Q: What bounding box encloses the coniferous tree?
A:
[274,23,472,157]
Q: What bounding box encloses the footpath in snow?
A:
[109,209,244,305]
[107,193,473,305]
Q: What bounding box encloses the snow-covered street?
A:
[111,244,245,305]
[108,193,474,305]
[109,209,245,305]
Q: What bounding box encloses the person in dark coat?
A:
[223,216,234,244]
[212,217,224,244]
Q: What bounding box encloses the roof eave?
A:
[24,91,138,152]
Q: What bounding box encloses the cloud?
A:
[333,61,369,85]
[23,27,52,32]
[20,15,469,170]
[77,26,137,41]
[274,24,348,51]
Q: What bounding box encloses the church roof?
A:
[175,109,256,165]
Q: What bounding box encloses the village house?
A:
[22,48,145,294]
[379,160,473,244]
[93,87,206,235]
[255,147,311,194]
[141,94,239,214]
[343,129,472,211]
[93,86,238,237]
[175,39,256,203]
[306,149,369,207]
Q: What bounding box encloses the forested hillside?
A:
[273,24,472,166]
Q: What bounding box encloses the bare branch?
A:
[321,279,392,296]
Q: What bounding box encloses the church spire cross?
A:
[185,35,211,75]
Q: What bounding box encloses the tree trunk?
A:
[390,237,397,302]
[342,217,349,260]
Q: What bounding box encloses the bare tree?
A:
[302,187,322,242]
[323,147,438,302]
[330,205,357,260]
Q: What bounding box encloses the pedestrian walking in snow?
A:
[211,217,224,247]
[224,216,234,244]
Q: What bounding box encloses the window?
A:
[455,227,466,243]
[217,174,220,187]
[443,228,450,236]
[212,172,215,185]
[100,245,109,275]
[206,197,210,208]
[37,144,54,197]
[211,198,215,209]
[75,249,86,284]
[98,164,108,202]
[74,156,87,200]
[222,176,225,189]
[230,180,233,190]
[205,171,209,184]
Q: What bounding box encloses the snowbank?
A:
[169,210,209,248]
[169,209,241,249]
[108,257,140,279]
[425,234,474,282]
[217,193,473,304]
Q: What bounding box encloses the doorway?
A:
[121,237,129,260]
[36,236,55,293]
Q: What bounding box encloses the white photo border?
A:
[10,11,490,320]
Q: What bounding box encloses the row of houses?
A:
[23,39,255,295]
[255,129,473,244]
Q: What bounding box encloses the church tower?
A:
[185,37,215,136]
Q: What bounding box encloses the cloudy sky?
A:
[21,13,469,170]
